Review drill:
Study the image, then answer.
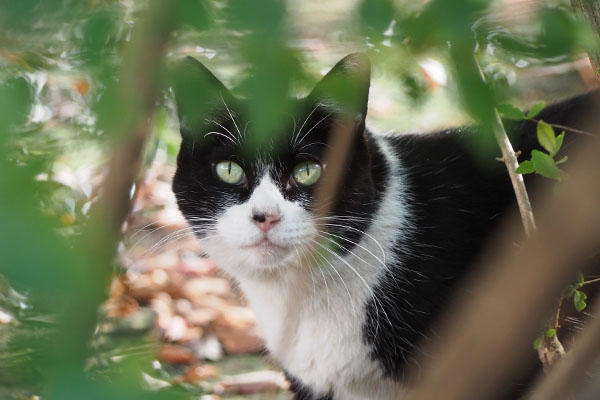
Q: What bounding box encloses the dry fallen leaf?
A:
[214,371,289,395]
[175,364,220,384]
[157,344,197,365]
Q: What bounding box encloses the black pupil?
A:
[306,163,310,176]
[228,162,232,174]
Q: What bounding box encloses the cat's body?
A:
[171,53,596,400]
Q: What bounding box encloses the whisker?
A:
[312,246,358,317]
[204,131,236,145]
[315,222,386,264]
[310,238,393,334]
[315,231,384,269]
[292,102,321,147]
[205,118,238,143]
[220,94,242,139]
[295,112,332,148]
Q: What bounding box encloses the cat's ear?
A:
[308,53,371,123]
[170,56,233,133]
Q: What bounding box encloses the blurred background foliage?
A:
[0,0,597,399]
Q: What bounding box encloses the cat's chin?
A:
[203,239,298,275]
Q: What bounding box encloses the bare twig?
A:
[54,0,176,370]
[473,53,538,239]
[527,296,600,400]
[89,1,175,240]
[312,118,356,220]
[490,108,537,237]
[529,119,594,137]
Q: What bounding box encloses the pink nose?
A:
[252,212,280,232]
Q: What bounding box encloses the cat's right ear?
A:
[170,56,233,134]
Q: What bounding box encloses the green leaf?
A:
[546,328,557,338]
[359,0,395,32]
[567,285,577,298]
[537,121,558,156]
[532,150,561,180]
[577,272,585,286]
[533,336,542,350]
[516,160,535,174]
[497,103,526,120]
[555,156,568,165]
[555,132,565,152]
[574,290,588,312]
[526,101,545,119]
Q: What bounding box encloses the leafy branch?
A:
[498,103,570,181]
[566,272,600,312]
[495,100,579,368]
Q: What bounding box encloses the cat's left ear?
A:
[170,56,234,134]
[308,53,371,124]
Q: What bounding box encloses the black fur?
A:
[363,91,599,396]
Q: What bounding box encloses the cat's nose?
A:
[252,212,280,232]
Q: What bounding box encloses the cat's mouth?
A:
[242,239,286,250]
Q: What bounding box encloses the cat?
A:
[171,53,597,400]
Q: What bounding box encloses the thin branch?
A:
[581,277,600,286]
[529,119,595,137]
[474,59,537,237]
[491,108,537,237]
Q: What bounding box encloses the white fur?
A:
[199,135,411,399]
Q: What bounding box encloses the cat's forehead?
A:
[198,99,333,161]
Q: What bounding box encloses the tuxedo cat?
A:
[171,53,595,400]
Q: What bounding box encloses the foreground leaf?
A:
[497,103,526,120]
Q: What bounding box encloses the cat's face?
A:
[172,54,380,276]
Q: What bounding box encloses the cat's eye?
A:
[215,160,246,185]
[292,161,322,187]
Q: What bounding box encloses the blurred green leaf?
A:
[0,76,34,130]
[225,0,285,32]
[526,101,545,119]
[537,120,558,156]
[174,0,210,30]
[533,336,542,350]
[498,103,526,120]
[555,132,565,153]
[359,0,395,33]
[539,7,580,58]
[546,328,556,338]
[574,289,587,312]
[531,150,560,180]
[556,155,568,165]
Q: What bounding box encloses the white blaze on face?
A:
[204,172,316,275]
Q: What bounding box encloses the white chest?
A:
[238,251,402,400]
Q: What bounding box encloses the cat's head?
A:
[171,53,384,276]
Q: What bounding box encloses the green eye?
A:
[292,161,322,186]
[215,160,245,185]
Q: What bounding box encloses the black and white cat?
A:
[171,53,594,400]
